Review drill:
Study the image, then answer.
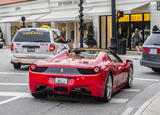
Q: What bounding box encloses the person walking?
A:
[132,28,142,55]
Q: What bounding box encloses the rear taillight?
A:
[93,66,101,73]
[50,44,55,52]
[10,44,13,51]
[142,47,150,53]
[30,64,37,71]
[157,49,160,54]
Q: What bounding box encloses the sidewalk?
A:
[141,94,160,115]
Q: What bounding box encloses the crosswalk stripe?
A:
[134,78,160,82]
[0,92,128,103]
[122,89,140,92]
[110,98,128,103]
[0,96,21,105]
[0,83,28,86]
[0,72,28,75]
[0,92,32,98]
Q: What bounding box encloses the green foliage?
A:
[86,25,97,46]
[152,25,159,31]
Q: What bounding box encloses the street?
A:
[0,48,160,115]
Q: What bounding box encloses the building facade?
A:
[0,0,159,50]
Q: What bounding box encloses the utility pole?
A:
[109,0,117,54]
[79,0,84,48]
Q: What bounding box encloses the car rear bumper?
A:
[140,59,160,69]
[11,55,52,65]
[29,71,106,98]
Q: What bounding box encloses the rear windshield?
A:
[14,30,50,42]
[144,34,160,45]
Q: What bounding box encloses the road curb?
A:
[134,91,160,115]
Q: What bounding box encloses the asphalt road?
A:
[0,48,160,115]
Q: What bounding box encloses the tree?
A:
[152,25,159,32]
[86,25,97,48]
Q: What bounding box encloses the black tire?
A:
[96,74,112,102]
[31,92,47,99]
[126,67,133,88]
[13,63,21,69]
[152,68,160,73]
[0,45,3,48]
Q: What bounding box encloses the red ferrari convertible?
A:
[29,48,133,102]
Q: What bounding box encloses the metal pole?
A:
[79,0,84,48]
[109,0,117,54]
[112,0,116,39]
[23,21,25,28]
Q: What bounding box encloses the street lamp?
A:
[109,0,117,54]
[79,0,84,48]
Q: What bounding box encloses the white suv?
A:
[11,28,70,69]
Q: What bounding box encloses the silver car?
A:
[11,28,70,69]
[140,31,160,72]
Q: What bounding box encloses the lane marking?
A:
[122,89,140,92]
[0,96,21,105]
[134,78,160,82]
[121,107,134,115]
[0,92,128,104]
[0,83,28,86]
[110,98,128,103]
[0,72,28,75]
[0,92,32,98]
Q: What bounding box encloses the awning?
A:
[39,10,79,21]
[117,2,150,13]
[85,2,150,16]
[0,16,22,23]
[85,7,110,16]
[26,14,47,22]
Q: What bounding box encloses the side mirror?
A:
[123,59,132,65]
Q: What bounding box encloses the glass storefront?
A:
[100,13,151,50]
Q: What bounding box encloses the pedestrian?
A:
[132,28,142,55]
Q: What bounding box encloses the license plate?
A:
[149,49,157,55]
[27,48,35,52]
[55,78,68,85]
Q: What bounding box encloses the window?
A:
[144,33,160,45]
[14,30,50,42]
[107,53,121,63]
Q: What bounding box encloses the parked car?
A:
[29,48,133,102]
[11,28,70,69]
[140,31,160,72]
[0,38,4,48]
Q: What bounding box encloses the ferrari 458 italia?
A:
[29,48,133,102]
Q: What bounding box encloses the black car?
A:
[140,31,160,72]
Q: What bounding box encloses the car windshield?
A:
[144,33,160,45]
[14,30,50,42]
[69,50,101,59]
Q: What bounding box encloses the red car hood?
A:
[35,58,97,68]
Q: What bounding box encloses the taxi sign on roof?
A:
[41,25,51,29]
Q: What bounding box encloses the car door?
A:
[107,53,125,87]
